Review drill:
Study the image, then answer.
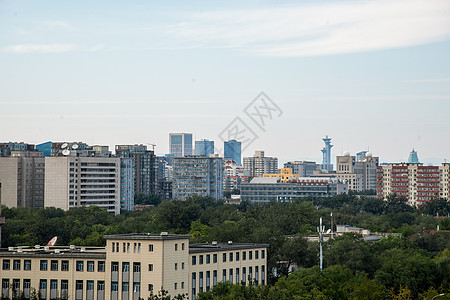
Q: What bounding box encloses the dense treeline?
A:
[2,194,450,299]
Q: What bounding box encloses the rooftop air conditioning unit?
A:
[212,241,218,246]
[228,241,233,245]
[160,232,168,236]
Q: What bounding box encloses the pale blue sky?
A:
[1,0,450,165]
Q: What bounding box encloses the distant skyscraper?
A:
[169,133,193,157]
[320,136,333,172]
[224,140,242,165]
[243,151,278,177]
[408,148,420,163]
[195,139,214,157]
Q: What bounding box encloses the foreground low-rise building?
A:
[0,233,268,300]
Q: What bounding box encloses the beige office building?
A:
[1,234,268,300]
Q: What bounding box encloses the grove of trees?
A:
[1,194,450,299]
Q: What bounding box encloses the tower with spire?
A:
[408,148,420,163]
[320,135,333,171]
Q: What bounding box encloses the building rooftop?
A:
[104,233,192,240]
[189,242,269,253]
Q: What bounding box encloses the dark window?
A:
[262,250,265,259]
[50,280,58,290]
[213,254,217,263]
[148,284,153,292]
[122,282,129,292]
[249,251,253,260]
[133,263,141,272]
[40,279,47,290]
[122,262,130,272]
[13,259,21,270]
[206,255,210,264]
[222,253,226,262]
[51,260,58,271]
[199,255,204,265]
[76,261,84,271]
[87,261,94,272]
[97,281,105,291]
[62,260,69,271]
[255,251,259,259]
[192,256,196,265]
[111,262,119,272]
[98,261,105,272]
[24,260,31,270]
[87,281,94,291]
[111,282,118,292]
[229,253,233,262]
[2,279,9,289]
[243,252,246,261]
[148,264,153,271]
[40,260,48,271]
[149,244,154,252]
[236,252,240,261]
[76,281,83,291]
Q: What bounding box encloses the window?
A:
[213,254,217,263]
[40,279,48,290]
[182,243,185,250]
[255,251,259,259]
[62,260,69,271]
[76,280,83,291]
[222,269,226,282]
[2,279,9,289]
[3,259,10,270]
[111,262,119,272]
[50,280,58,290]
[13,259,21,270]
[127,243,130,253]
[148,284,153,292]
[249,251,253,260]
[87,280,94,291]
[243,252,246,261]
[122,282,129,292]
[213,270,217,287]
[223,253,226,262]
[229,269,233,283]
[229,253,233,262]
[98,261,105,272]
[175,263,178,270]
[199,255,204,265]
[236,252,240,261]
[206,271,210,292]
[148,264,153,271]
[123,243,126,253]
[122,262,130,272]
[134,243,137,253]
[98,281,105,291]
[192,256,196,265]
[181,282,184,289]
[242,267,246,284]
[112,242,115,252]
[175,244,178,251]
[133,263,141,273]
[116,243,119,252]
[24,279,31,289]
[262,250,265,259]
[206,255,210,264]
[138,243,141,253]
[192,273,196,297]
[40,260,48,271]
[24,260,31,270]
[87,261,94,272]
[174,283,177,290]
[61,280,69,290]
[236,268,240,283]
[13,279,20,290]
[111,282,118,292]
[182,262,185,270]
[51,260,58,271]
[76,261,84,271]
[149,244,154,252]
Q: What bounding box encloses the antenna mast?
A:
[318,217,325,271]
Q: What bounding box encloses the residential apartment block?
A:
[0,151,45,208]
[335,152,379,192]
[44,155,121,214]
[172,156,224,200]
[243,151,278,178]
[223,159,250,191]
[283,161,318,177]
[0,233,268,300]
[376,163,450,206]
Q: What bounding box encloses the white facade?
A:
[44,155,121,214]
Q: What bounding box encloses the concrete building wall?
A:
[0,158,19,207]
[44,157,70,210]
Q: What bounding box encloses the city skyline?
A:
[1,0,449,165]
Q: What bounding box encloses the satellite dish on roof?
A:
[72,144,79,150]
[62,149,70,156]
[61,143,68,149]
[46,236,58,247]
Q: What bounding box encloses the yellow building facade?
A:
[263,168,300,182]
[1,233,268,300]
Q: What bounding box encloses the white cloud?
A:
[41,21,73,30]
[3,44,75,53]
[166,0,450,56]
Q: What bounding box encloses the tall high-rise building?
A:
[376,163,450,206]
[44,154,121,214]
[320,136,333,171]
[119,157,135,211]
[115,145,158,197]
[172,156,224,200]
[243,151,278,178]
[408,148,420,163]
[283,161,318,177]
[0,142,34,157]
[0,150,45,208]
[194,139,215,157]
[224,140,242,165]
[336,152,379,191]
[169,133,193,157]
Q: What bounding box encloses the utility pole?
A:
[318,217,325,271]
[330,212,333,237]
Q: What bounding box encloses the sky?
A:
[1,0,450,166]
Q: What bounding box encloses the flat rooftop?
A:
[189,242,269,254]
[103,233,192,240]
